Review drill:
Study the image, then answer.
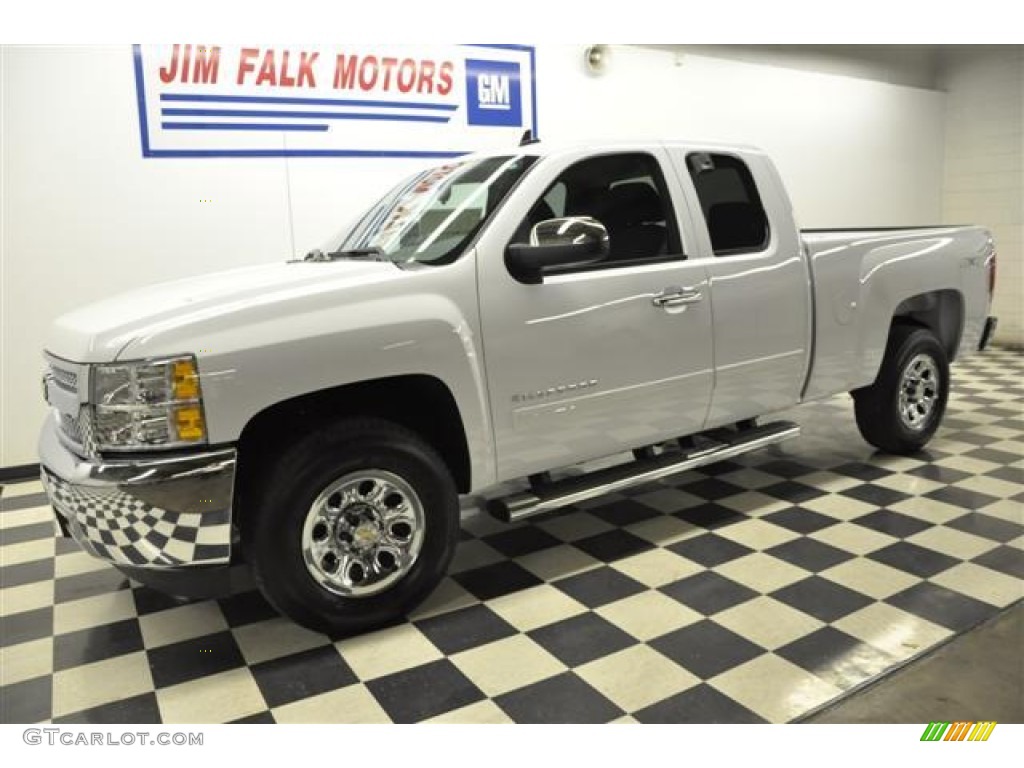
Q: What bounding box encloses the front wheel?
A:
[853,325,950,454]
[243,418,460,635]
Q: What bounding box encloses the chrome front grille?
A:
[79,409,95,452]
[57,407,96,454]
[49,364,79,393]
[61,411,83,443]
[44,355,95,456]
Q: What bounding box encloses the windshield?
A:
[333,154,538,265]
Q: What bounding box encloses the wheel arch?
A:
[234,375,472,515]
[891,289,964,362]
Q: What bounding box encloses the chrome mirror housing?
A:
[506,216,610,284]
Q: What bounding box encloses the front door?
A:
[475,148,715,481]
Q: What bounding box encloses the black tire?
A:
[853,325,949,454]
[243,417,459,635]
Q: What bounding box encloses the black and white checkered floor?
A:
[2,348,1022,724]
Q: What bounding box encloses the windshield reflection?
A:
[336,154,538,266]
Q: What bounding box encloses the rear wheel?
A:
[243,418,459,635]
[853,325,949,454]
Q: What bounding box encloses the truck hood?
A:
[46,259,401,362]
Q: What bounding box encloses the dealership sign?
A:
[132,44,537,158]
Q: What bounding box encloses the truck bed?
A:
[799,224,994,402]
[801,225,967,233]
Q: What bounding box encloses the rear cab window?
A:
[687,152,770,256]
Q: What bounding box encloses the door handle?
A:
[652,286,703,308]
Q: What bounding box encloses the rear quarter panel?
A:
[803,226,993,400]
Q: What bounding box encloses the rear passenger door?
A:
[667,149,812,425]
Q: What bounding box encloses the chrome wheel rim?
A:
[898,353,940,432]
[302,470,425,598]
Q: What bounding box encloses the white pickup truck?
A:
[39,140,998,633]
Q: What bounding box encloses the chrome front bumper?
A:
[38,414,236,569]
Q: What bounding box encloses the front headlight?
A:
[91,355,207,451]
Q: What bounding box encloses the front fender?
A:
[118,255,496,490]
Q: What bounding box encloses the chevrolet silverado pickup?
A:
[38,140,999,633]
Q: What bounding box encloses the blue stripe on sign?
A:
[161,108,450,124]
[160,93,459,112]
[144,149,468,159]
[161,122,330,132]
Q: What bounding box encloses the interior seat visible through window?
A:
[510,152,683,272]
[687,152,770,255]
[597,182,667,259]
[706,202,768,253]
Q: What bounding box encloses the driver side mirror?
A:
[505,216,610,284]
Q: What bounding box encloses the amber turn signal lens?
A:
[172,359,200,400]
[174,405,206,441]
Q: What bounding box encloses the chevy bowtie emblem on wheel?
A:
[920,721,997,741]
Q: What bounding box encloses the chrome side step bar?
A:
[487,421,800,523]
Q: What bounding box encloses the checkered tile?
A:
[2,347,1021,724]
[40,470,230,568]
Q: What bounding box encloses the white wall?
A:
[670,44,942,89]
[535,46,946,229]
[1,44,949,467]
[940,46,1024,348]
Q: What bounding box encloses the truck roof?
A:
[464,138,768,162]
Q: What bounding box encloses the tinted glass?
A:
[514,153,682,265]
[339,154,537,265]
[687,152,769,255]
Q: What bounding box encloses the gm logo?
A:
[465,59,522,127]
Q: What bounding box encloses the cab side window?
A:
[512,153,683,269]
[687,152,770,256]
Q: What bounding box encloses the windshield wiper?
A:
[303,247,387,262]
[328,247,386,260]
